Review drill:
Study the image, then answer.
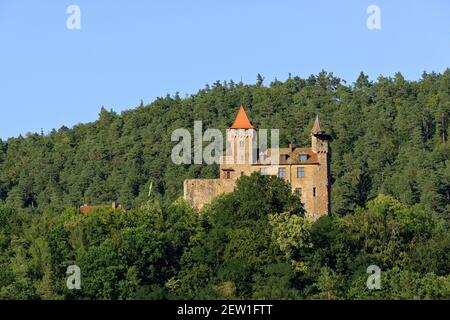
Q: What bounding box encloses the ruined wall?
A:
[184,179,236,210]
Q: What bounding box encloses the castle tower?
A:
[310,116,332,216]
[220,106,257,180]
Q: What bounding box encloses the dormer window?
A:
[280,154,289,161]
[299,154,308,162]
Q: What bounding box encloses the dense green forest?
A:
[0,70,449,299]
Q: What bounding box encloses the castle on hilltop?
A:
[184,106,331,219]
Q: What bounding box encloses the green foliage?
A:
[0,71,449,299]
[0,177,449,300]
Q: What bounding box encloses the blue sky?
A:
[0,0,449,139]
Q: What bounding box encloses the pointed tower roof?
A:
[311,115,323,134]
[230,106,254,129]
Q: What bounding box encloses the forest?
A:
[0,70,448,299]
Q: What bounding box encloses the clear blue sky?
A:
[0,0,449,139]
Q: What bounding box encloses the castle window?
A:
[226,171,231,179]
[299,154,308,162]
[240,171,244,176]
[280,154,289,161]
[278,167,286,179]
[295,188,302,197]
[297,167,305,178]
[313,187,316,197]
[260,168,269,176]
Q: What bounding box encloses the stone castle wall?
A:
[184,179,235,210]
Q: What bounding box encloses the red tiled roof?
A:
[79,205,107,214]
[79,203,122,214]
[230,106,254,129]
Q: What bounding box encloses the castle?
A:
[184,106,331,219]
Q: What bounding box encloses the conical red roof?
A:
[230,106,254,129]
[311,115,322,134]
